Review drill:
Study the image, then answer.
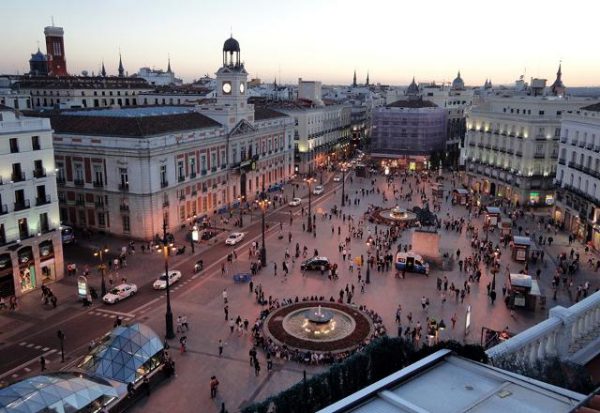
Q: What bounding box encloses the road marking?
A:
[95,308,136,318]
[19,342,26,346]
[42,347,49,351]
[24,367,31,372]
[26,343,34,348]
[129,297,161,315]
[0,349,57,380]
[11,374,17,378]
[34,345,41,350]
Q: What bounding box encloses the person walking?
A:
[210,376,219,399]
[40,355,46,371]
[254,359,261,376]
[218,339,224,357]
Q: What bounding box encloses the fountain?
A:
[370,205,417,226]
[263,302,374,352]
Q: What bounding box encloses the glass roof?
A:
[78,323,163,384]
[0,372,118,413]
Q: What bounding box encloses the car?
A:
[300,256,330,272]
[395,252,429,275]
[61,226,75,244]
[288,197,302,206]
[313,185,324,195]
[103,283,138,304]
[225,232,245,245]
[333,176,341,182]
[153,270,182,290]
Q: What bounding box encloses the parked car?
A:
[61,226,75,244]
[225,232,245,245]
[333,176,341,182]
[288,197,302,206]
[153,270,182,290]
[300,256,330,271]
[395,252,429,275]
[103,283,138,304]
[313,185,324,195]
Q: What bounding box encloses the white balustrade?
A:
[487,290,600,366]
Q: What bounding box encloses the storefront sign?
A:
[545,195,554,205]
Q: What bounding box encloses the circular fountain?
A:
[264,302,373,352]
[370,205,418,226]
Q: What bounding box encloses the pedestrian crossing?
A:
[18,341,56,352]
[87,310,133,322]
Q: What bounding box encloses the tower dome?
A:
[406,77,419,96]
[451,71,465,90]
[223,36,240,53]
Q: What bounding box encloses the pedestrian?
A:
[179,336,187,353]
[210,376,219,399]
[222,288,228,304]
[249,280,254,294]
[254,359,261,376]
[218,339,224,356]
[451,313,457,329]
[40,355,46,371]
[224,305,229,321]
[229,318,235,333]
[249,347,257,366]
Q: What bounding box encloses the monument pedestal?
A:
[411,228,441,264]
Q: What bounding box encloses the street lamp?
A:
[57,329,65,362]
[341,164,347,207]
[191,225,199,253]
[304,177,316,233]
[93,246,109,297]
[238,195,245,227]
[256,194,270,267]
[157,219,175,339]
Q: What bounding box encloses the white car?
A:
[103,283,137,304]
[225,232,245,245]
[288,197,302,206]
[313,185,324,195]
[333,176,341,182]
[153,270,182,290]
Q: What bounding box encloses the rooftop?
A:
[254,106,290,120]
[581,102,600,112]
[387,99,438,108]
[14,75,151,90]
[45,107,221,137]
[318,350,586,413]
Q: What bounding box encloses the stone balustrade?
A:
[487,290,600,366]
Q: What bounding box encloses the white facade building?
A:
[462,86,597,206]
[0,107,63,298]
[0,91,32,111]
[48,37,294,239]
[137,64,182,86]
[554,102,600,249]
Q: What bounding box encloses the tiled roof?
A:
[48,112,222,137]
[15,75,150,90]
[254,107,289,120]
[581,103,600,112]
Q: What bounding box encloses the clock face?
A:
[222,82,232,94]
[239,82,245,94]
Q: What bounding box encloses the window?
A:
[32,136,40,150]
[539,110,544,116]
[56,162,65,181]
[119,168,128,189]
[160,165,167,185]
[98,212,106,227]
[9,138,19,153]
[190,157,196,175]
[74,164,84,182]
[93,165,103,185]
[177,160,184,180]
[220,150,225,166]
[200,155,207,172]
[122,215,130,232]
[39,212,49,233]
[211,153,217,169]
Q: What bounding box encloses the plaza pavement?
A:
[1,169,598,412]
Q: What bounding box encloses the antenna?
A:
[51,16,55,26]
[36,40,40,50]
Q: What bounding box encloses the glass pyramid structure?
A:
[78,323,163,384]
[0,372,118,413]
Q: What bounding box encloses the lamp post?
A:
[304,177,316,233]
[159,219,175,339]
[256,194,270,267]
[341,164,347,207]
[94,246,109,297]
[57,329,65,362]
[191,225,199,253]
[238,195,245,227]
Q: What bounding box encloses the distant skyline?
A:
[1,0,598,86]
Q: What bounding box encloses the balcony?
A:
[201,169,207,176]
[93,181,104,188]
[0,204,7,215]
[535,134,546,141]
[179,193,185,201]
[571,140,578,147]
[558,158,566,165]
[560,137,568,144]
[161,180,169,188]
[515,151,523,157]
[118,183,129,191]
[563,184,600,206]
[162,200,169,208]
[178,175,185,183]
[533,153,545,159]
[11,172,26,182]
[33,168,47,178]
[578,141,585,148]
[75,199,85,206]
[94,202,105,209]
[211,166,217,173]
[56,176,65,186]
[73,178,85,186]
[14,199,30,211]
[595,146,600,153]
[468,141,475,147]
[36,195,51,206]
[119,204,130,212]
[586,143,594,150]
[190,172,197,179]
[191,189,197,196]
[221,164,227,170]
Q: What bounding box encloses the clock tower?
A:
[215,36,253,127]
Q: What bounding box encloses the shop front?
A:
[592,225,600,251]
[0,253,15,298]
[18,246,36,294]
[39,240,56,284]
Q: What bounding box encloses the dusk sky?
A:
[1,0,597,86]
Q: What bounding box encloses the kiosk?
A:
[500,218,512,237]
[485,207,502,226]
[507,273,541,311]
[511,236,532,262]
[431,183,444,198]
[452,188,470,205]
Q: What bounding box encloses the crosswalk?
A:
[18,341,56,353]
[87,309,133,322]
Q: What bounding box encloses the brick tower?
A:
[44,25,67,76]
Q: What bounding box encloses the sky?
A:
[1,0,598,86]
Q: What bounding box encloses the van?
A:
[395,252,429,275]
[61,226,75,244]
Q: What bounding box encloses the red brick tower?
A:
[44,25,67,76]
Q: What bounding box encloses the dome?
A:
[30,49,47,62]
[223,36,240,53]
[451,71,465,90]
[406,77,419,95]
